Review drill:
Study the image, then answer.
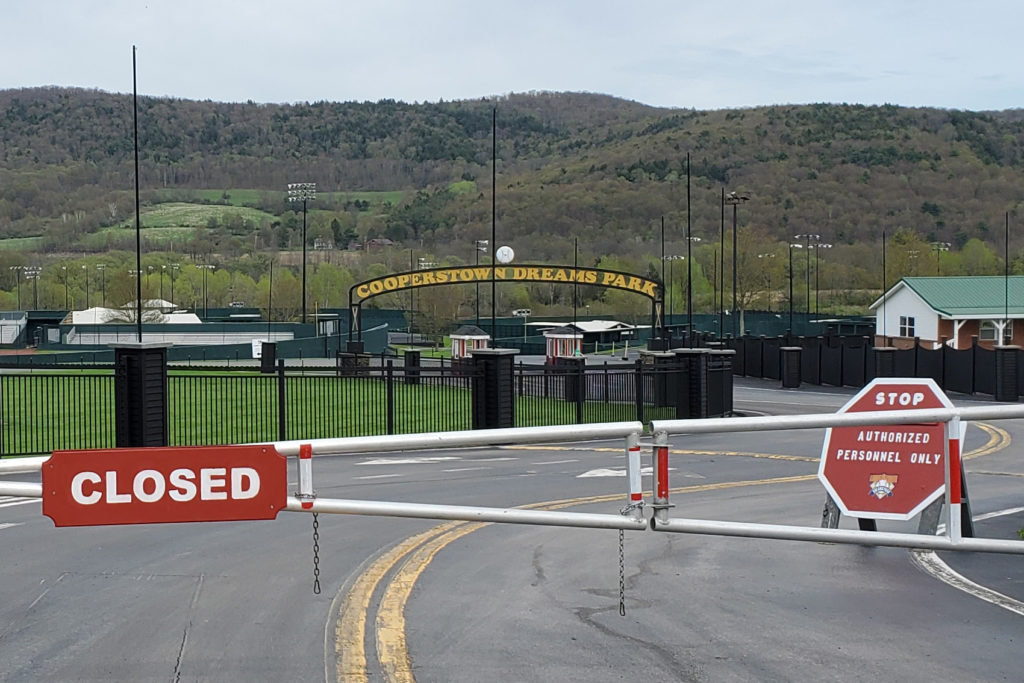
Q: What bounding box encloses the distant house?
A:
[870,276,1024,349]
[313,237,334,250]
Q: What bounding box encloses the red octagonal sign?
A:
[819,377,952,520]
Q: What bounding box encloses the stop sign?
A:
[818,378,953,520]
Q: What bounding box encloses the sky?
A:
[2,1,1022,112]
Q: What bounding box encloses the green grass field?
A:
[0,368,659,456]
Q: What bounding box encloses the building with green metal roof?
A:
[870,276,1024,349]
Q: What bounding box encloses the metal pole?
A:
[719,188,724,337]
[301,198,307,324]
[788,245,794,331]
[491,106,497,340]
[652,429,670,527]
[133,46,142,342]
[805,235,811,314]
[686,153,693,347]
[732,201,737,336]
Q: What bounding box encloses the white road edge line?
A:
[913,506,1024,618]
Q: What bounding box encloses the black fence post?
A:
[276,358,287,441]
[634,359,644,424]
[780,346,801,388]
[386,360,396,434]
[404,349,421,385]
[573,358,585,424]
[260,341,276,373]
[113,342,170,448]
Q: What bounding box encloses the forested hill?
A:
[2,86,1024,263]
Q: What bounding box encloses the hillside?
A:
[1,88,1023,321]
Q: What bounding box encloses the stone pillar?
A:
[471,349,518,429]
[873,346,897,378]
[674,348,709,418]
[780,346,802,388]
[994,345,1020,402]
[113,342,170,448]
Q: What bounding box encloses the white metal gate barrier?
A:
[1,409,1024,554]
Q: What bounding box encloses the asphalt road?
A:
[0,377,1022,682]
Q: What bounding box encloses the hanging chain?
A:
[617,501,641,617]
[311,512,321,595]
[618,528,626,616]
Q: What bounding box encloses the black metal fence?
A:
[0,355,734,457]
[725,335,1021,398]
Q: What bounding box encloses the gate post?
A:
[651,429,671,527]
[113,342,170,448]
[471,349,518,429]
[673,348,709,418]
[780,346,802,388]
[404,349,421,385]
[994,345,1020,402]
[873,346,897,378]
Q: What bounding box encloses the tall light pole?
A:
[788,243,802,331]
[812,243,832,315]
[9,266,22,310]
[474,239,488,326]
[61,265,69,309]
[794,233,821,315]
[757,253,776,312]
[96,264,106,308]
[413,256,436,342]
[200,264,215,318]
[931,241,950,275]
[170,263,180,306]
[724,191,750,337]
[287,182,317,324]
[662,255,685,322]
[719,189,725,338]
[24,267,40,310]
[160,264,166,302]
[81,265,90,309]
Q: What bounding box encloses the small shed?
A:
[451,325,491,360]
[543,326,583,362]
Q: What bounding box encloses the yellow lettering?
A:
[513,267,527,279]
[528,268,541,280]
[421,272,436,285]
[474,267,490,280]
[553,269,568,282]
[356,284,371,298]
[601,272,617,286]
[369,281,385,294]
[396,274,411,288]
[434,270,448,283]
[612,274,627,288]
[411,273,423,286]
[640,281,657,297]
[458,269,473,281]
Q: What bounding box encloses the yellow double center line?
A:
[334,422,1009,682]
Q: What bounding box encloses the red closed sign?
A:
[42,445,287,527]
[818,378,952,521]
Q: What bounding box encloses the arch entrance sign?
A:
[346,264,664,345]
[818,377,953,520]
